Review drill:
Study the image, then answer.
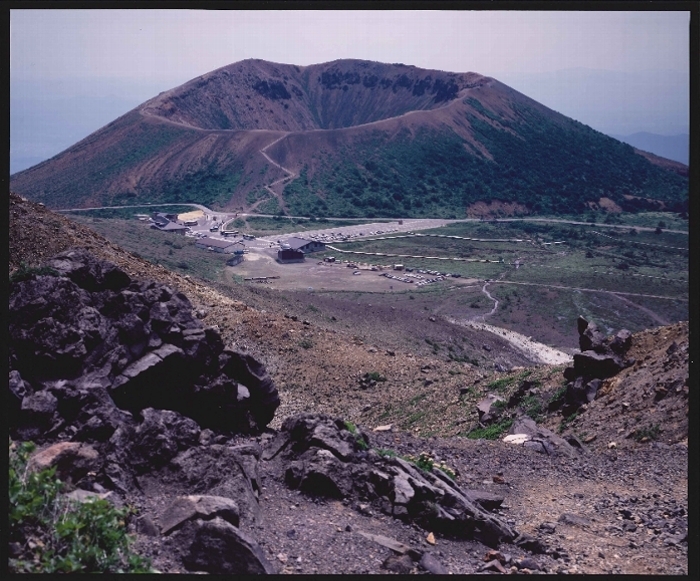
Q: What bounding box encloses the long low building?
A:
[195,237,237,253]
[152,222,188,234]
[283,237,326,253]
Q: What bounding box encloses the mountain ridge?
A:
[10,59,688,217]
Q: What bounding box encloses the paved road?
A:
[57,202,216,213]
[58,204,689,236]
[490,217,688,235]
[487,279,687,302]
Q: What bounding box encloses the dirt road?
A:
[456,320,574,365]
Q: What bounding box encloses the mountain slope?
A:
[10,59,687,216]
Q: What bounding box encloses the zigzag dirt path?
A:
[257,135,297,214]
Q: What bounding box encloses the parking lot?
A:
[161,212,477,292]
[227,247,478,292]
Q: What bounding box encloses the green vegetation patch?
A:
[10,264,60,284]
[521,394,544,421]
[558,412,579,433]
[9,440,152,573]
[632,424,661,442]
[466,418,514,440]
[403,452,457,480]
[142,165,243,209]
[343,421,369,450]
[66,216,230,282]
[65,205,194,220]
[282,111,687,219]
[486,370,531,392]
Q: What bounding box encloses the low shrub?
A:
[375,448,398,459]
[521,394,544,421]
[403,452,456,480]
[9,264,59,284]
[558,411,579,433]
[8,440,152,573]
[343,421,368,450]
[632,424,660,442]
[466,418,514,440]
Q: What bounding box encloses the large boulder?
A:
[507,416,578,457]
[8,248,279,443]
[178,517,276,574]
[160,443,264,526]
[27,441,101,485]
[565,377,602,408]
[561,317,633,413]
[476,394,505,425]
[572,351,624,380]
[577,316,608,353]
[264,414,516,548]
[160,495,240,535]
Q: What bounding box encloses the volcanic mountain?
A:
[10,59,688,217]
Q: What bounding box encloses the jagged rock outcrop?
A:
[8,248,279,442]
[505,416,578,457]
[8,250,282,572]
[263,414,516,548]
[560,316,633,414]
[567,317,632,380]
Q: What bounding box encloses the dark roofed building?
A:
[194,237,237,253]
[277,248,305,263]
[226,250,245,266]
[283,237,325,253]
[153,221,188,234]
[151,212,170,226]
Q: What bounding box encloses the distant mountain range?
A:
[609,132,688,166]
[10,59,688,217]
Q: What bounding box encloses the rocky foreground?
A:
[8,248,689,574]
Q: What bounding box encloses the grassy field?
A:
[315,217,688,347]
[531,211,689,231]
[66,211,689,350]
[67,216,231,282]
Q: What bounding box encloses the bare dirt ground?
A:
[132,428,687,575]
[457,321,574,365]
[229,248,479,293]
[231,248,575,366]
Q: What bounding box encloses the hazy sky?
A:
[11,9,689,82]
[10,8,692,173]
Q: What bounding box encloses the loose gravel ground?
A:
[132,427,687,575]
